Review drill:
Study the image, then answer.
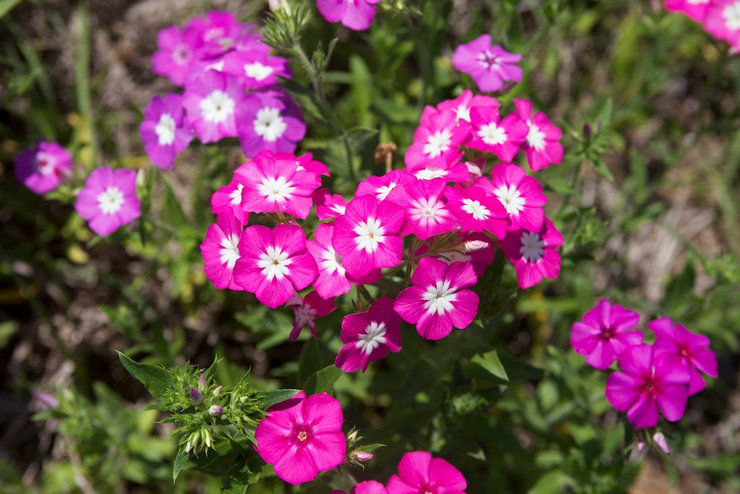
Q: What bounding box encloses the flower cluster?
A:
[571,300,718,429]
[140,11,304,169]
[665,0,740,51]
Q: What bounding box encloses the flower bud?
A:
[351,451,374,462]
[347,429,358,442]
[190,388,203,405]
[213,385,223,397]
[653,432,670,456]
[34,391,59,409]
[582,122,591,139]
[198,373,207,391]
[209,405,224,416]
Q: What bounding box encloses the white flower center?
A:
[724,2,740,30]
[97,187,124,215]
[423,129,453,158]
[526,123,546,151]
[410,197,449,227]
[219,233,241,269]
[258,175,295,204]
[172,44,190,65]
[455,105,471,122]
[422,280,458,316]
[354,217,386,253]
[520,231,545,263]
[415,167,447,180]
[155,113,176,146]
[253,107,287,142]
[205,60,224,72]
[257,245,292,281]
[34,152,54,175]
[477,50,498,69]
[295,304,317,327]
[461,198,490,220]
[355,321,388,355]
[331,203,347,215]
[479,122,507,145]
[200,90,235,124]
[244,62,273,81]
[321,246,346,277]
[229,184,244,206]
[494,184,525,216]
[375,183,397,201]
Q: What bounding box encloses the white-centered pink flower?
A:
[210,165,250,225]
[465,105,528,162]
[703,0,740,51]
[513,99,563,172]
[313,188,349,220]
[183,71,244,143]
[437,89,500,125]
[200,211,246,290]
[500,217,563,289]
[389,178,457,240]
[355,169,417,205]
[287,291,336,340]
[445,179,508,238]
[481,163,546,232]
[405,107,467,170]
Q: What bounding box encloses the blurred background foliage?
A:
[0,0,739,492]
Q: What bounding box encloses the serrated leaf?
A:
[118,352,173,401]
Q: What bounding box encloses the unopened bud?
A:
[351,451,374,462]
[653,432,670,455]
[347,429,358,442]
[209,405,224,416]
[268,0,289,11]
[198,373,207,391]
[204,429,212,448]
[464,239,490,252]
[582,122,591,139]
[213,385,223,397]
[636,440,645,452]
[190,388,203,405]
[34,391,59,409]
[185,441,193,453]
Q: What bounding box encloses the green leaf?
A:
[256,389,300,409]
[303,365,343,394]
[0,0,24,20]
[118,352,173,401]
[469,350,509,383]
[589,158,614,181]
[172,448,189,482]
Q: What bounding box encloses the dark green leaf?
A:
[118,352,173,401]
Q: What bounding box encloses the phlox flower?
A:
[703,0,740,49]
[74,167,140,236]
[351,481,388,494]
[183,71,244,143]
[412,163,471,183]
[452,34,522,93]
[152,25,202,86]
[139,94,192,169]
[665,0,711,22]
[233,224,317,308]
[355,169,417,205]
[649,317,718,395]
[335,296,402,373]
[570,300,643,370]
[314,188,349,220]
[296,152,330,177]
[188,11,254,59]
[317,0,381,31]
[210,168,249,225]
[465,106,527,162]
[405,108,467,170]
[255,391,346,485]
[445,180,508,238]
[500,218,563,289]
[237,86,306,157]
[332,195,405,279]
[239,150,322,220]
[287,291,336,340]
[605,344,691,428]
[200,211,246,290]
[437,89,500,125]
[14,141,72,194]
[513,99,563,171]
[389,178,457,240]
[222,48,291,89]
[485,163,546,232]
[386,451,467,494]
[394,257,479,340]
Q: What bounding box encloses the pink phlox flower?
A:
[452,35,522,93]
[296,152,330,176]
[351,481,388,494]
[703,0,740,49]
[485,163,546,232]
[200,211,246,290]
[255,391,346,485]
[649,317,718,395]
[355,169,417,205]
[139,94,192,169]
[288,291,336,340]
[335,296,402,373]
[445,180,507,238]
[152,25,203,86]
[605,344,691,428]
[222,47,291,89]
[232,224,318,308]
[405,108,468,170]
[500,217,563,289]
[237,86,306,157]
[513,98,563,171]
[183,71,244,143]
[386,451,467,494]
[437,89,500,125]
[314,188,349,220]
[465,106,527,162]
[188,11,254,59]
[14,141,72,194]
[317,0,382,31]
[74,167,140,236]
[211,166,250,225]
[239,150,321,220]
[665,0,711,22]
[411,162,471,183]
[332,195,405,279]
[394,257,479,340]
[570,300,643,370]
[389,178,457,240]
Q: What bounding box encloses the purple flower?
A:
[570,300,643,370]
[74,167,140,236]
[14,141,72,194]
[452,35,522,93]
[139,94,192,169]
[500,218,563,290]
[183,71,245,143]
[222,48,291,90]
[317,0,382,31]
[236,86,306,157]
[152,25,203,86]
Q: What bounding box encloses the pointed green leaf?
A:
[172,448,189,482]
[303,365,343,394]
[470,350,509,382]
[256,389,301,410]
[118,352,173,401]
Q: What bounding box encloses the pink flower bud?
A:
[351,451,374,462]
[198,373,207,391]
[653,432,670,456]
[190,388,203,405]
[34,391,59,409]
[209,405,224,416]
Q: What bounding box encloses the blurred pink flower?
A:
[352,480,388,494]
[702,0,740,50]
[139,94,192,169]
[74,167,140,236]
[183,71,244,143]
[452,35,522,92]
[152,25,202,86]
[386,451,467,494]
[317,0,381,31]
[664,0,710,22]
[288,291,336,340]
[14,141,72,194]
[236,86,306,157]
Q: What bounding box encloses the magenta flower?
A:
[314,188,348,220]
[500,218,563,289]
[332,195,405,279]
[356,169,417,205]
[513,99,563,172]
[239,150,322,220]
[452,35,522,93]
[605,344,691,428]
[237,86,306,157]
[255,391,346,485]
[200,211,245,291]
[152,25,202,86]
[14,141,72,194]
[703,1,740,50]
[139,94,192,169]
[188,11,254,59]
[210,169,249,225]
[649,317,718,395]
[232,224,317,308]
[411,163,471,183]
[222,48,291,89]
[74,167,140,236]
[335,296,402,373]
[390,178,457,240]
[664,0,711,22]
[405,108,466,171]
[386,451,467,494]
[351,481,388,494]
[570,300,643,370]
[486,163,546,232]
[394,258,479,340]
[437,89,500,125]
[465,106,527,162]
[288,291,336,340]
[183,71,244,143]
[316,0,381,31]
[445,180,508,238]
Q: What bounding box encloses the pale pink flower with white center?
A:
[221,48,291,89]
[484,163,546,232]
[388,178,457,240]
[437,89,500,125]
[139,94,192,169]
[232,224,317,308]
[152,25,202,86]
[332,195,405,279]
[386,451,467,494]
[445,180,507,238]
[210,166,249,225]
[236,86,306,157]
[239,150,322,220]
[314,188,349,220]
[356,169,417,205]
[405,108,467,170]
[14,141,72,194]
[200,211,246,290]
[335,296,402,373]
[513,99,563,172]
[500,218,563,289]
[394,257,479,340]
[287,291,336,340]
[183,71,244,143]
[703,0,740,50]
[74,167,141,237]
[453,35,522,93]
[465,106,528,162]
[665,0,711,22]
